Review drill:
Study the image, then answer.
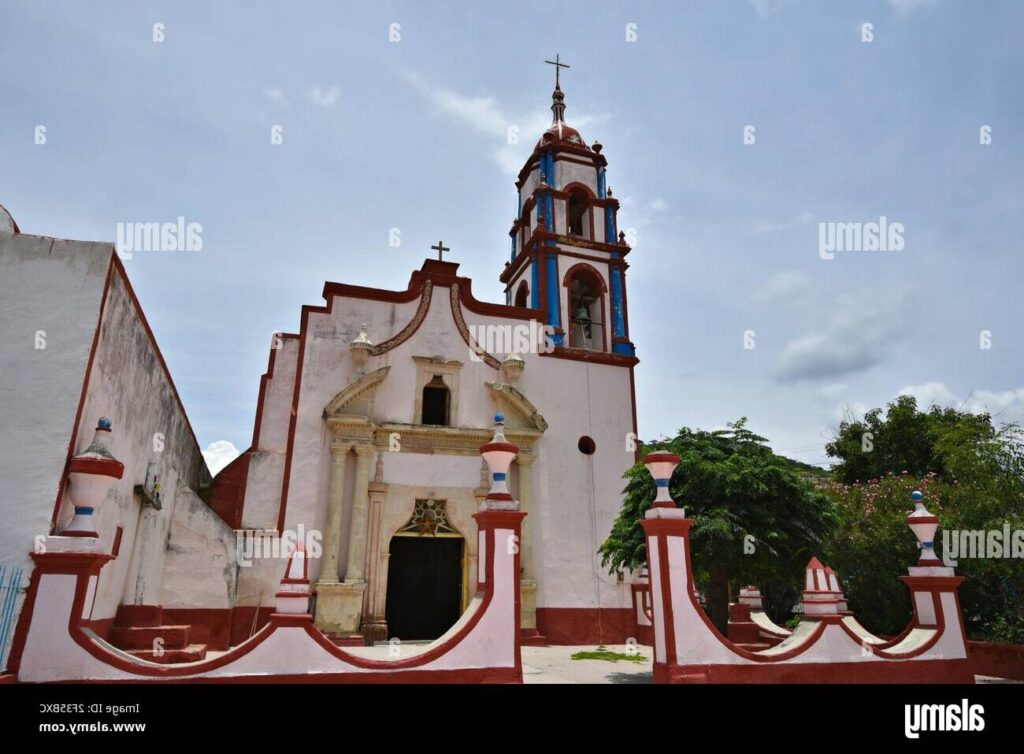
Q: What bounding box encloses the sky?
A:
[1,0,1021,472]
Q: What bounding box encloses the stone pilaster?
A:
[319,443,373,638]
[314,442,351,634]
[345,444,374,582]
[318,442,350,584]
[360,451,389,643]
[517,454,538,631]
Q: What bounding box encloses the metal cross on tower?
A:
[430,240,450,261]
[545,53,570,88]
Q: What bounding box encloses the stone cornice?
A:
[486,382,548,432]
[323,366,391,417]
[372,422,541,457]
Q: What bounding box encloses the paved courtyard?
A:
[522,645,652,684]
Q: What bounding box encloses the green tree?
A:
[826,394,996,484]
[824,396,1024,640]
[600,420,834,633]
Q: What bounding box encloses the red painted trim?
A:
[252,333,299,450]
[67,457,125,478]
[562,260,609,352]
[656,658,974,684]
[541,346,638,368]
[535,608,634,645]
[514,280,529,308]
[562,182,598,242]
[968,640,1024,681]
[562,261,608,293]
[643,517,962,668]
[19,512,524,681]
[111,526,124,557]
[655,529,677,664]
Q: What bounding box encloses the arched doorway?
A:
[385,499,465,641]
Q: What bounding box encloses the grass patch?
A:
[570,645,646,662]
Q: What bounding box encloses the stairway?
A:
[107,605,208,664]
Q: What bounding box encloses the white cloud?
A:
[773,289,906,382]
[309,85,341,107]
[897,382,1024,420]
[819,382,848,401]
[752,211,813,235]
[203,440,241,476]
[967,388,1024,417]
[753,269,813,304]
[264,88,287,106]
[897,381,959,408]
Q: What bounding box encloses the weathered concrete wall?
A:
[160,484,237,609]
[74,262,213,619]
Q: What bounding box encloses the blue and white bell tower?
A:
[501,61,636,358]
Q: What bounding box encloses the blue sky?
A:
[2,0,1021,471]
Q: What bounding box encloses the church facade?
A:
[210,77,640,645]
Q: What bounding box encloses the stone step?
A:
[734,641,773,652]
[127,644,208,664]
[114,604,163,628]
[108,625,190,650]
[326,633,365,647]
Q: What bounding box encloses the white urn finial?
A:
[479,414,518,510]
[64,417,124,538]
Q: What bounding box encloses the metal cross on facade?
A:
[545,53,570,88]
[430,241,450,261]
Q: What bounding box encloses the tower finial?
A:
[544,54,570,124]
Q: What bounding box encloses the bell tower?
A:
[501,57,636,356]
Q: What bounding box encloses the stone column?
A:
[517,453,539,632]
[344,444,374,582]
[315,442,373,640]
[360,452,389,643]
[315,441,352,636]
[319,442,351,584]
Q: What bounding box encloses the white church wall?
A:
[0,232,109,575]
[255,337,298,452]
[527,356,635,610]
[593,205,608,241]
[238,336,299,530]
[279,294,423,538]
[555,158,599,194]
[520,166,539,203]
